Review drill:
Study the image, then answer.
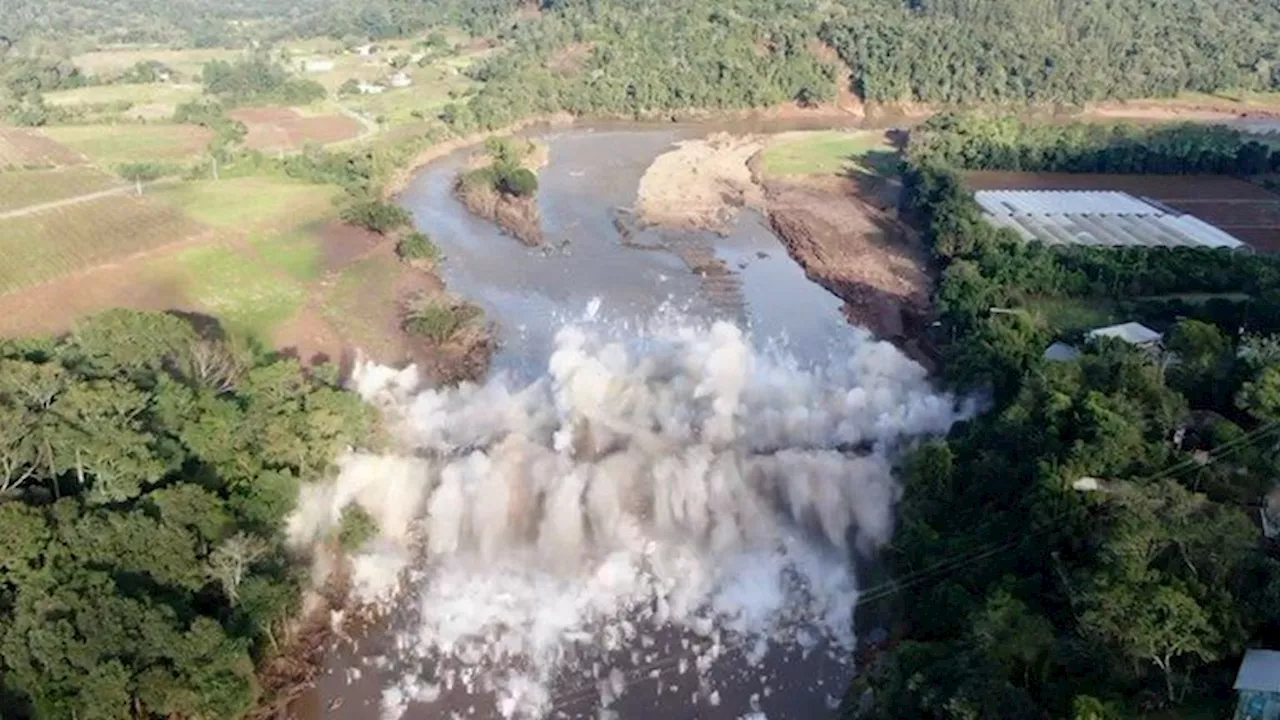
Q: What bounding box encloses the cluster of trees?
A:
[0,310,377,718]
[853,115,1280,718]
[200,57,326,107]
[821,0,1280,104]
[434,0,836,132]
[912,114,1280,176]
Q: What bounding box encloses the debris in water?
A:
[291,318,964,719]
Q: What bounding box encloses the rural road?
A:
[0,179,176,221]
[337,104,380,142]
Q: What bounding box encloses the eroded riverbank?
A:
[294,123,950,720]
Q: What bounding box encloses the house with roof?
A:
[301,58,335,73]
[1235,649,1280,719]
[388,71,412,88]
[1044,321,1165,362]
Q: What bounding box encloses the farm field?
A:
[43,83,203,122]
[228,107,363,151]
[0,194,207,294]
[71,47,243,78]
[0,127,85,167]
[345,66,478,125]
[759,130,896,177]
[965,171,1280,253]
[145,243,307,340]
[42,124,213,166]
[0,167,119,212]
[147,176,339,231]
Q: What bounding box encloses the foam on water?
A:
[289,315,965,719]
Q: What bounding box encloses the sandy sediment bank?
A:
[634,130,933,349]
[452,139,549,246]
[634,132,768,232]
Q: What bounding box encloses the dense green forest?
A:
[821,0,1280,104]
[0,310,376,718]
[849,115,1280,719]
[6,0,1280,129]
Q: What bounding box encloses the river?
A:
[293,123,960,720]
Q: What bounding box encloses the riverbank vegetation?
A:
[0,309,376,718]
[454,136,544,245]
[851,114,1280,719]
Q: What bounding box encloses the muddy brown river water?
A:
[294,122,920,720]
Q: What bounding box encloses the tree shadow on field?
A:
[839,149,904,210]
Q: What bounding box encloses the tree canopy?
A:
[0,310,376,719]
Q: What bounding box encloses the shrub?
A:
[403,295,482,343]
[337,504,378,552]
[396,231,440,263]
[340,198,412,235]
[498,166,538,197]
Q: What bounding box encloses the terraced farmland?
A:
[0,195,207,294]
[0,127,84,167]
[41,124,213,166]
[0,167,120,213]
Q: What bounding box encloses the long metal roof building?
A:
[975,190,1246,250]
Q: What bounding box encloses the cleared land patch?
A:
[42,124,213,167]
[759,130,895,177]
[0,194,207,294]
[147,177,338,230]
[0,167,119,212]
[44,83,203,122]
[147,243,307,340]
[72,47,242,78]
[0,127,85,167]
[228,107,362,151]
[965,171,1280,253]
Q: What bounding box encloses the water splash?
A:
[290,317,964,719]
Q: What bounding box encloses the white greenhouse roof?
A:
[975,190,1246,250]
[1087,322,1163,345]
[1043,341,1081,362]
[1236,649,1280,693]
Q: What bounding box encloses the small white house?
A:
[357,82,386,95]
[355,43,375,56]
[389,71,412,88]
[1044,322,1164,363]
[409,52,427,64]
[1086,322,1163,348]
[301,58,335,73]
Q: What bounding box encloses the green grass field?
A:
[42,124,212,166]
[151,243,306,340]
[149,177,338,231]
[0,195,205,293]
[253,228,324,282]
[71,47,243,79]
[0,167,119,212]
[44,83,203,121]
[322,252,405,355]
[1021,296,1119,333]
[760,131,898,177]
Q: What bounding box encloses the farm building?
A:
[976,190,1247,250]
[356,82,386,95]
[1235,649,1280,720]
[1043,322,1163,362]
[300,58,335,72]
[389,71,412,88]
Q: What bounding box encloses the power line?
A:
[543,416,1280,712]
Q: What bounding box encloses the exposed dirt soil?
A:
[634,130,933,349]
[455,183,543,245]
[0,127,85,167]
[759,173,932,344]
[1084,100,1280,122]
[808,41,866,119]
[313,221,383,273]
[229,107,362,152]
[635,133,767,232]
[0,233,214,337]
[965,170,1280,252]
[272,303,349,370]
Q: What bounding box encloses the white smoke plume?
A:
[290,318,964,719]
